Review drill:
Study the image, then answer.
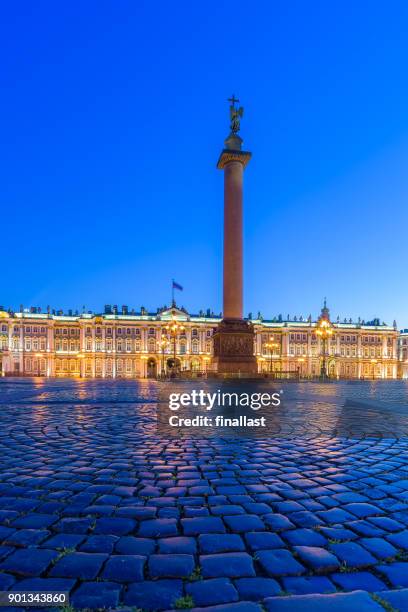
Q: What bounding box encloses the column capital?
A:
[217,149,251,169]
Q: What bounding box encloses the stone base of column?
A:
[212,319,258,376]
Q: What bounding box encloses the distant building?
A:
[0,302,400,379]
[398,330,408,379]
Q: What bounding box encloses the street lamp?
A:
[316,319,333,379]
[164,319,185,377]
[159,338,169,378]
[264,339,279,375]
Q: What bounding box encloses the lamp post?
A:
[316,319,333,380]
[164,319,185,376]
[264,339,279,375]
[159,338,169,378]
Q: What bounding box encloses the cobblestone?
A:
[0,379,408,610]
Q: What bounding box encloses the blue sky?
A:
[2,1,408,326]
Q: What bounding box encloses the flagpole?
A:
[172,279,174,307]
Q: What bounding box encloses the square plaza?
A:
[0,378,407,610]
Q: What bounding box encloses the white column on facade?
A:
[282,330,289,371]
[47,323,54,377]
[19,324,24,373]
[382,335,387,358]
[79,324,85,352]
[256,329,262,356]
[8,323,12,352]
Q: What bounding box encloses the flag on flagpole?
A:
[172,280,183,291]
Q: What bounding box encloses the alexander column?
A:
[212,96,257,375]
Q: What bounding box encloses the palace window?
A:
[86,340,92,351]
[192,329,198,337]
[106,340,112,351]
[117,340,123,351]
[192,340,199,354]
[126,340,132,352]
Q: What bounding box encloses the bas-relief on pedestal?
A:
[212,97,257,375]
[212,318,257,374]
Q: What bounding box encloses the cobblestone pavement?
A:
[0,379,407,611]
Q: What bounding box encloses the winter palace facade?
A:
[1,302,407,379]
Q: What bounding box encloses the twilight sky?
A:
[2,1,408,326]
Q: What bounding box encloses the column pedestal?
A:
[212,318,257,375]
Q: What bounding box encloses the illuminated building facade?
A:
[0,302,401,379]
[398,330,408,379]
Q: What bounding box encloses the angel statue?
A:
[228,95,244,134]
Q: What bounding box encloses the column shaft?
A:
[223,161,243,319]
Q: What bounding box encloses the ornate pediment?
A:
[157,306,190,322]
